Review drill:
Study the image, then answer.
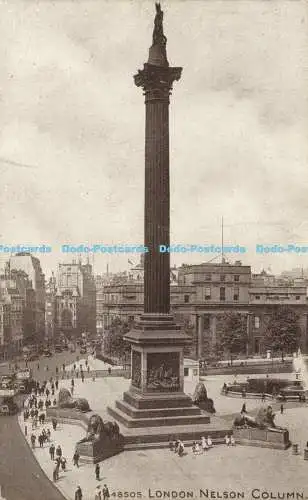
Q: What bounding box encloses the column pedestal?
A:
[108,314,210,430]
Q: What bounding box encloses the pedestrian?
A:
[55,379,58,390]
[102,484,110,500]
[53,465,59,482]
[261,393,265,402]
[76,371,79,379]
[87,365,90,374]
[108,367,111,376]
[25,425,28,437]
[225,434,230,446]
[73,363,76,371]
[241,403,247,414]
[280,404,284,414]
[53,398,57,406]
[81,373,84,383]
[47,428,51,441]
[52,418,57,430]
[201,436,208,452]
[95,485,102,500]
[56,445,62,458]
[230,435,236,446]
[95,462,100,480]
[60,456,67,471]
[178,441,184,457]
[37,363,40,370]
[75,486,82,500]
[73,451,80,467]
[46,388,50,398]
[62,363,65,372]
[56,366,59,374]
[49,444,55,460]
[31,434,36,449]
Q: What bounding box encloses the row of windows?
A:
[252,295,301,301]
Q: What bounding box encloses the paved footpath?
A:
[17,371,308,500]
[0,415,66,500]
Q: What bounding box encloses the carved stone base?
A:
[233,428,291,450]
[75,436,124,464]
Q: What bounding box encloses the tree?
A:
[217,312,248,364]
[104,317,132,360]
[263,307,301,360]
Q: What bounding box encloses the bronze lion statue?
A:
[58,387,90,412]
[78,414,120,444]
[192,382,216,413]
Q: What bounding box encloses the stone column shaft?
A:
[144,91,170,314]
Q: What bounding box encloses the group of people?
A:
[225,434,236,446]
[192,436,213,455]
[74,483,110,500]
[22,355,116,500]
[169,439,185,456]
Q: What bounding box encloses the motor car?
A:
[0,405,10,416]
[54,345,63,353]
[27,353,39,361]
[80,347,87,354]
[43,350,52,357]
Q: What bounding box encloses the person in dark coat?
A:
[73,451,80,467]
[103,485,110,500]
[95,463,100,480]
[75,486,82,500]
[49,444,55,460]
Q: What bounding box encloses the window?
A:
[234,275,240,282]
[220,275,225,282]
[254,316,260,329]
[233,287,239,301]
[204,274,211,281]
[204,287,211,299]
[220,287,225,301]
[184,294,190,303]
[296,296,300,300]
[255,295,260,300]
[193,369,198,376]
[184,368,189,377]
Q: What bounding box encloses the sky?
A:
[0,0,307,278]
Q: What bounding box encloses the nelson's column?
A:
[108,3,211,444]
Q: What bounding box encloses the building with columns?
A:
[98,260,308,357]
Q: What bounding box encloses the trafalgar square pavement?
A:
[18,359,308,500]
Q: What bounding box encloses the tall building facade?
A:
[0,267,36,351]
[55,261,96,338]
[9,253,46,340]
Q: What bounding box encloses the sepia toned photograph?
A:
[0,1,308,499]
